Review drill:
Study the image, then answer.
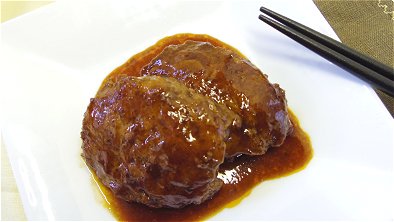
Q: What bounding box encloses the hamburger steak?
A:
[81,39,292,208]
[142,40,292,157]
[81,75,240,208]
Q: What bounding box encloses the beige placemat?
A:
[1,139,27,221]
[314,0,394,116]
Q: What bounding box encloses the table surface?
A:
[1,0,393,220]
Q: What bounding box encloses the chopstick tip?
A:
[258,14,267,21]
[260,6,269,13]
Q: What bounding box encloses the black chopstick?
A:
[260,6,393,81]
[258,7,394,97]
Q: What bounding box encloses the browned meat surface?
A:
[81,75,240,208]
[142,41,292,157]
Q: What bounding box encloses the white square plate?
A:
[1,0,393,220]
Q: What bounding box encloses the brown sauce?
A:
[92,33,313,221]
